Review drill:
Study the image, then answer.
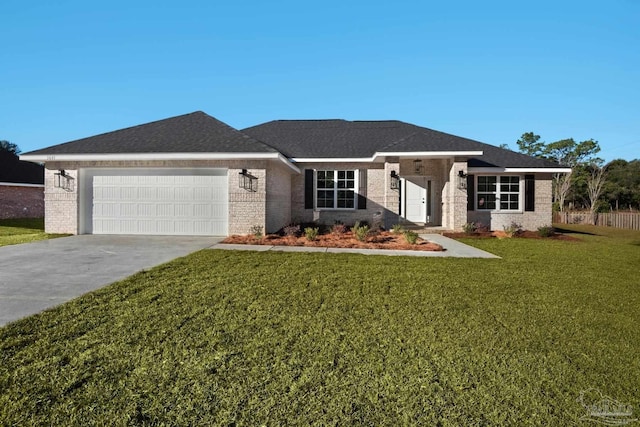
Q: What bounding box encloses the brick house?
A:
[20,111,569,235]
[0,150,44,219]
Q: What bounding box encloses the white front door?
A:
[405,179,427,223]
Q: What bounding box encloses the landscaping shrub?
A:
[462,222,478,235]
[391,224,404,234]
[283,224,301,237]
[403,230,419,244]
[475,222,489,233]
[352,223,370,242]
[537,225,555,237]
[304,227,319,241]
[503,221,523,238]
[330,222,347,235]
[249,224,263,239]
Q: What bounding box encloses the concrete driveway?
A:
[0,235,221,326]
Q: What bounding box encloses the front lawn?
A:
[1,226,639,425]
[0,218,66,247]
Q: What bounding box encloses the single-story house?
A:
[20,111,569,236]
[0,150,44,219]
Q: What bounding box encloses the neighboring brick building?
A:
[20,112,569,235]
[0,151,44,219]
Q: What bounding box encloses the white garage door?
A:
[89,169,228,236]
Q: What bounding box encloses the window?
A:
[316,170,356,209]
[476,176,521,211]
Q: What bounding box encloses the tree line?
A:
[511,133,639,212]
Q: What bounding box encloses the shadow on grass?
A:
[553,227,598,236]
[0,218,44,230]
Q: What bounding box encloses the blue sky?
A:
[2,0,639,161]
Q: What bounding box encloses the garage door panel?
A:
[91,170,228,236]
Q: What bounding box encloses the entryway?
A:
[402,177,433,224]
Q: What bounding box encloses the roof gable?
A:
[23,111,277,155]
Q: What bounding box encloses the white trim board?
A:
[0,182,44,188]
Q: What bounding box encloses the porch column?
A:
[384,162,400,229]
[444,161,468,230]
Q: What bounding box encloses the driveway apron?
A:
[0,235,221,326]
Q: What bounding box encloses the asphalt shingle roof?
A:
[22,112,562,169]
[23,111,277,155]
[0,151,44,185]
[242,119,561,168]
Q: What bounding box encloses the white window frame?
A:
[476,175,523,212]
[314,169,359,210]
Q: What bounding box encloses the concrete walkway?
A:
[0,235,221,326]
[211,234,500,258]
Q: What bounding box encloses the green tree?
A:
[0,140,20,155]
[601,159,640,210]
[516,132,545,158]
[514,133,602,211]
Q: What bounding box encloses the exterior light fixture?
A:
[54,170,75,191]
[413,159,423,174]
[457,170,468,190]
[239,169,258,192]
[390,170,400,189]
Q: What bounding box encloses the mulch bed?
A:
[222,231,445,251]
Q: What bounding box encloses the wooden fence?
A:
[553,211,640,230]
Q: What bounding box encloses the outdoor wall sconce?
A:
[413,159,423,174]
[457,170,468,190]
[54,169,75,191]
[390,170,400,189]
[239,169,258,192]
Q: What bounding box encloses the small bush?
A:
[475,222,489,233]
[331,222,347,235]
[537,225,555,237]
[304,227,319,241]
[249,225,263,239]
[283,224,301,237]
[403,230,419,244]
[462,222,478,235]
[352,223,370,242]
[391,224,405,234]
[352,220,369,229]
[503,221,523,238]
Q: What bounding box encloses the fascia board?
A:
[20,152,300,173]
[0,182,45,188]
[468,167,572,173]
[290,157,374,163]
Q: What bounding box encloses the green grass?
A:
[0,218,67,247]
[1,225,639,425]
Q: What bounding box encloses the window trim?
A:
[314,169,359,210]
[475,175,523,212]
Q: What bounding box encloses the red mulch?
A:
[442,230,581,241]
[222,231,445,251]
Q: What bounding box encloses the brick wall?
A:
[467,174,554,231]
[0,185,44,219]
[44,168,78,234]
[44,160,271,235]
[291,163,388,227]
[265,163,292,233]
